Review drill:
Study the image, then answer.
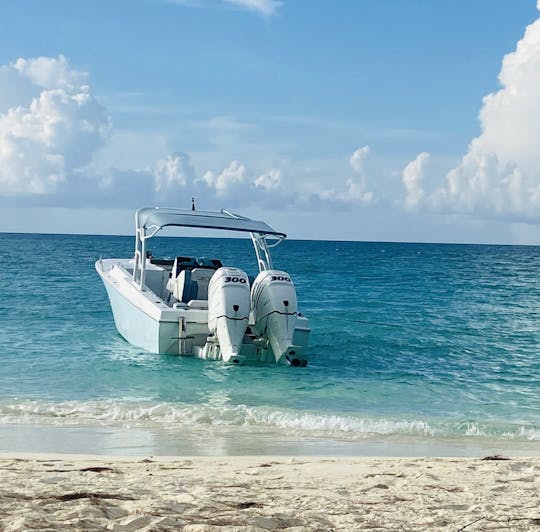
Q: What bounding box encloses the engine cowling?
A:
[207,267,250,363]
[251,270,298,364]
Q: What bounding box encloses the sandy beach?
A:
[0,454,538,531]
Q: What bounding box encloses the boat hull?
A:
[97,260,181,354]
[102,278,176,354]
[96,259,311,363]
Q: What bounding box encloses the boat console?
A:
[165,256,223,304]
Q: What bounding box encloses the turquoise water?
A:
[1,232,539,456]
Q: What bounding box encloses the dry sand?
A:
[0,454,539,531]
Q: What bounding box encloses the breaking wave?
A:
[0,398,538,442]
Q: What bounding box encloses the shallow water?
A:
[1,233,539,455]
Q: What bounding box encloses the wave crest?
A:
[0,398,537,441]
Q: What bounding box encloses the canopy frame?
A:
[132,207,286,289]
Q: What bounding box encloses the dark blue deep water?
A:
[1,232,539,456]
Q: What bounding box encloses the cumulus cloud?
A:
[199,160,248,197]
[347,146,374,203]
[253,168,282,191]
[13,55,86,89]
[154,152,195,192]
[402,152,429,211]
[0,55,110,196]
[0,55,376,212]
[403,7,540,221]
[349,145,370,174]
[321,146,374,204]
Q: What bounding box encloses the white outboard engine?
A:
[251,270,298,364]
[207,267,250,363]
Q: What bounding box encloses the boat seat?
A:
[171,270,197,303]
[190,268,214,300]
[169,268,216,303]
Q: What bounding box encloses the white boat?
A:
[95,207,311,366]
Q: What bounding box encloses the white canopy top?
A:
[136,207,286,238]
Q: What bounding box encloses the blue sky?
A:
[1,0,540,243]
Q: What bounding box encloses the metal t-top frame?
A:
[132,208,285,290]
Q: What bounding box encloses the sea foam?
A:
[0,398,537,441]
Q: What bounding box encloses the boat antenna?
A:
[191,197,196,211]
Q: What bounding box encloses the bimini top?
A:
[136,207,286,239]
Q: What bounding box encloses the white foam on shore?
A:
[0,398,538,441]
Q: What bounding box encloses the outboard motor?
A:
[251,270,298,364]
[207,267,250,363]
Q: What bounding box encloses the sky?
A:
[1,0,540,243]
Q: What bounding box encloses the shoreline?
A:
[1,421,539,459]
[1,453,539,530]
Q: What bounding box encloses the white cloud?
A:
[321,146,373,204]
[349,145,370,174]
[199,160,248,196]
[0,55,374,212]
[154,152,195,192]
[253,168,282,191]
[347,146,374,203]
[402,152,429,211]
[0,56,381,213]
[223,0,281,16]
[0,56,110,196]
[343,179,373,204]
[403,11,540,221]
[90,153,197,208]
[13,55,86,89]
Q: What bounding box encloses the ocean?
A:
[1,232,539,457]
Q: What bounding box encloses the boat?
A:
[95,207,311,366]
